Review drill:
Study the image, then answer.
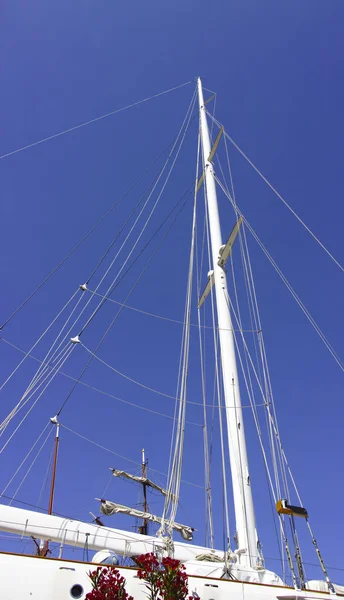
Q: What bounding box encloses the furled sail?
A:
[0,504,207,560]
[111,469,176,501]
[99,499,194,541]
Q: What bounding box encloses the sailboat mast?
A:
[197,77,259,567]
[140,448,148,536]
[41,416,60,556]
[47,420,60,516]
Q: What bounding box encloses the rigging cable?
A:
[39,158,180,371]
[196,99,216,550]
[54,92,198,421]
[30,88,197,393]
[0,289,79,392]
[201,117,239,550]
[0,81,192,162]
[159,134,197,542]
[223,289,298,586]
[233,221,286,573]
[196,220,215,545]
[61,425,203,490]
[0,340,74,437]
[0,90,197,441]
[55,178,195,416]
[0,344,75,453]
[0,336,264,410]
[0,337,201,422]
[80,288,259,332]
[202,157,231,547]
[1,421,51,497]
[0,102,190,331]
[214,136,287,571]
[77,88,197,337]
[206,112,344,274]
[30,163,177,383]
[214,174,344,373]
[22,288,89,394]
[0,150,194,422]
[204,127,295,571]
[26,93,197,378]
[37,438,55,510]
[221,131,291,505]
[26,164,179,385]
[8,427,54,506]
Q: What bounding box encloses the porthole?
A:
[70,584,84,598]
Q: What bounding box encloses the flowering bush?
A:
[86,566,134,600]
[86,553,197,600]
[136,553,161,600]
[136,552,192,600]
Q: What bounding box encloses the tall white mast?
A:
[197,77,259,567]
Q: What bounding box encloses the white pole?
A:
[197,77,259,567]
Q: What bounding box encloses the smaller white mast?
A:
[197,77,260,567]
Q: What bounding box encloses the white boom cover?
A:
[0,504,292,586]
[0,504,207,560]
[99,500,193,540]
[111,470,175,500]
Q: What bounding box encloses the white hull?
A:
[0,551,339,600]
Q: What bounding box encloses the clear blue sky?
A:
[1,0,343,584]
